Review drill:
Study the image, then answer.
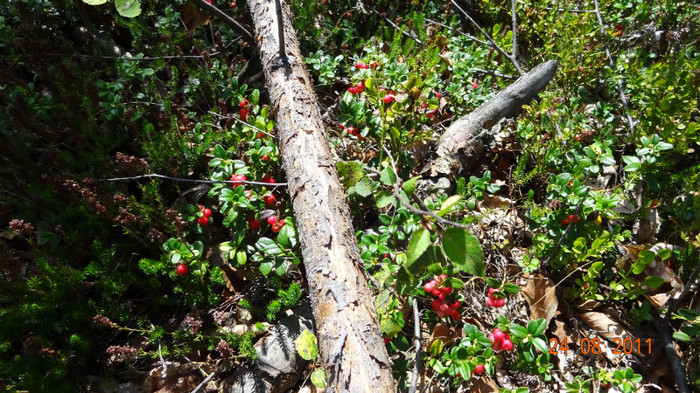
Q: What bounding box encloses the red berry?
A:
[431,299,442,311]
[256,132,265,139]
[271,220,285,233]
[244,190,253,199]
[176,264,189,276]
[488,287,497,295]
[355,62,368,69]
[263,194,276,206]
[231,174,246,188]
[426,109,437,119]
[198,216,209,226]
[431,288,441,297]
[436,310,445,318]
[488,333,495,343]
[248,218,260,231]
[560,218,570,226]
[230,2,236,8]
[504,333,511,341]
[370,62,379,69]
[239,107,249,121]
[494,298,505,308]
[472,82,478,89]
[573,215,579,223]
[486,297,495,307]
[348,86,357,94]
[450,309,460,320]
[261,155,269,161]
[501,339,514,351]
[440,286,452,295]
[493,329,505,342]
[474,364,485,375]
[440,304,450,313]
[450,301,461,309]
[424,282,435,292]
[267,216,278,225]
[384,337,391,344]
[438,292,446,301]
[198,204,205,211]
[205,0,212,4]
[203,208,212,218]
[439,274,447,281]
[382,94,395,104]
[239,99,249,108]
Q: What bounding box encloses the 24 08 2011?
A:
[549,337,652,355]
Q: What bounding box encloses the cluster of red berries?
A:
[347,80,365,95]
[560,214,579,226]
[614,24,624,37]
[247,215,285,233]
[354,62,368,69]
[198,204,212,226]
[340,124,364,141]
[486,287,506,308]
[230,174,247,188]
[239,99,250,122]
[176,263,189,276]
[425,275,461,320]
[488,328,514,351]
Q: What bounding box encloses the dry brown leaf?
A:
[574,299,602,311]
[430,323,458,346]
[180,2,210,31]
[470,376,499,393]
[522,274,558,327]
[579,311,640,354]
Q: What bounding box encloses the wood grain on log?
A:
[248,1,395,392]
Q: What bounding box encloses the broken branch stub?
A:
[248,1,395,392]
[423,60,559,192]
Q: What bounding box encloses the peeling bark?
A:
[422,60,558,191]
[248,1,395,392]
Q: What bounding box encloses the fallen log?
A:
[422,60,558,191]
[248,1,395,392]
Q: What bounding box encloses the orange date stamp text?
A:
[548,337,651,355]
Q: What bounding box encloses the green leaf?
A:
[406,228,431,268]
[442,277,464,289]
[214,144,227,158]
[503,283,520,294]
[255,237,284,255]
[259,261,273,276]
[533,337,549,354]
[277,224,296,248]
[403,176,420,196]
[429,339,444,357]
[380,165,397,185]
[528,318,547,336]
[645,276,665,289]
[336,161,364,188]
[442,228,484,276]
[115,0,141,17]
[509,324,528,339]
[436,195,461,216]
[82,0,108,4]
[354,177,374,197]
[375,191,395,208]
[310,370,327,389]
[672,331,691,342]
[295,329,319,360]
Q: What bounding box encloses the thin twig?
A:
[450,0,524,76]
[0,52,223,61]
[511,0,518,59]
[474,68,518,80]
[424,18,490,47]
[407,298,422,393]
[666,261,700,320]
[592,0,636,134]
[370,9,424,46]
[651,308,692,393]
[191,365,220,393]
[100,173,288,187]
[191,0,255,47]
[208,111,275,138]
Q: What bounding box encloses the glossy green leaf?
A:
[82,0,108,4]
[403,176,420,196]
[406,228,431,269]
[310,370,327,389]
[442,228,484,276]
[380,165,397,185]
[436,195,461,217]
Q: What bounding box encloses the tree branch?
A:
[407,298,422,393]
[450,0,524,76]
[100,173,288,187]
